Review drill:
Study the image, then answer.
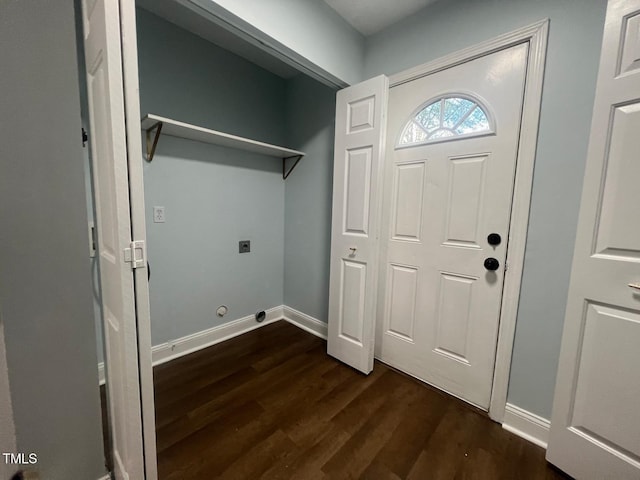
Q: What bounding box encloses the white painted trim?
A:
[282,306,328,339]
[502,403,550,449]
[151,306,284,367]
[387,19,549,422]
[97,475,112,480]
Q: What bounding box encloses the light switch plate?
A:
[153,206,165,223]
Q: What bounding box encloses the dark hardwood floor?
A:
[151,320,568,480]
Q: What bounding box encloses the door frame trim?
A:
[388,19,549,422]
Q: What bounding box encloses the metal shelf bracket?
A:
[145,121,163,162]
[283,154,303,180]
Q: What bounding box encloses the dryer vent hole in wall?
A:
[255,311,266,323]
[239,240,250,253]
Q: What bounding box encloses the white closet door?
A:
[327,75,388,374]
[547,0,640,477]
[82,0,146,478]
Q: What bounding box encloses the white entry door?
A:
[377,44,528,408]
[82,0,147,478]
[327,75,388,374]
[547,0,640,477]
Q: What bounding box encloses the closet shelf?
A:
[141,114,305,179]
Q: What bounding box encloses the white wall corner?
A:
[502,403,550,449]
[282,306,328,339]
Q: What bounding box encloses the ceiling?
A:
[323,0,439,36]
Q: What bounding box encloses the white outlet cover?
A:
[153,206,165,223]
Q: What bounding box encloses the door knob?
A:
[487,233,502,246]
[484,257,500,271]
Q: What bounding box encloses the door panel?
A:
[344,148,372,235]
[82,0,145,478]
[444,155,487,247]
[339,260,367,344]
[434,272,476,363]
[377,44,528,408]
[547,1,640,476]
[391,162,425,241]
[594,103,640,258]
[385,264,419,340]
[328,75,388,374]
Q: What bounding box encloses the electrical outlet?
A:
[153,206,165,223]
[239,240,250,253]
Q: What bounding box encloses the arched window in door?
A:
[398,95,493,147]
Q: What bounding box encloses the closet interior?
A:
[96,2,339,471]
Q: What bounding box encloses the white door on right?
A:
[547,0,640,477]
[377,44,528,409]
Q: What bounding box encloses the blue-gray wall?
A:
[137,9,287,346]
[364,0,608,419]
[284,76,337,321]
[0,0,106,478]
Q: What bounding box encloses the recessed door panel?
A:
[339,260,367,344]
[570,303,640,459]
[434,272,475,363]
[344,147,372,236]
[618,14,640,76]
[444,155,487,248]
[391,162,425,242]
[385,264,418,341]
[594,103,640,260]
[347,96,375,133]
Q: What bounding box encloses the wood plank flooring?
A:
[152,320,569,479]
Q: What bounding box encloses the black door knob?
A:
[484,257,500,271]
[487,233,502,246]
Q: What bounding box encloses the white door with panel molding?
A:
[376,44,528,408]
[82,0,150,478]
[547,0,640,477]
[327,75,388,374]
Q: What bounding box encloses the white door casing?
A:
[82,0,145,478]
[377,45,528,409]
[547,0,640,477]
[327,75,389,374]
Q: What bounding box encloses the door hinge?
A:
[124,240,146,269]
[504,261,509,272]
[82,127,88,147]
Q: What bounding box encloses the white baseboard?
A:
[282,305,328,339]
[98,304,327,385]
[502,402,550,449]
[151,305,284,367]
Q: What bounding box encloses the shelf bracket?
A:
[283,154,303,180]
[145,121,163,162]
